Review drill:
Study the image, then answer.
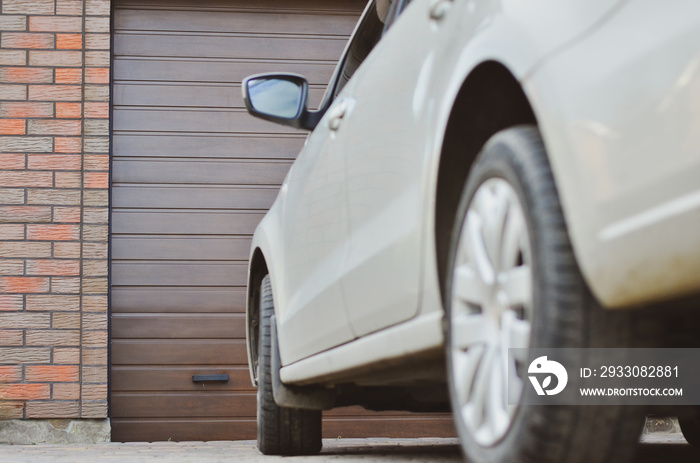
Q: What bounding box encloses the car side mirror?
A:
[242,73,321,130]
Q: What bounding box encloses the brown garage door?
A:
[110,0,454,442]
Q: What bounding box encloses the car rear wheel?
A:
[445,125,644,463]
[257,275,322,455]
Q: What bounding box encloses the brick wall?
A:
[0,0,110,420]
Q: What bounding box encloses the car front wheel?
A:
[445,125,644,463]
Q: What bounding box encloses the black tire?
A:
[679,418,700,447]
[257,275,322,455]
[445,125,644,463]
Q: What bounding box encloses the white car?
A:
[242,0,700,461]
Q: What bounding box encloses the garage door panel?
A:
[112,187,277,209]
[111,392,256,418]
[112,339,248,365]
[115,33,348,62]
[113,83,327,110]
[111,313,246,339]
[111,287,246,313]
[111,211,264,234]
[112,262,247,287]
[114,108,307,135]
[116,9,358,36]
[111,366,253,391]
[113,58,337,86]
[112,134,305,159]
[110,419,257,442]
[113,159,290,185]
[112,237,251,260]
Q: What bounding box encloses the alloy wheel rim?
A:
[449,177,533,447]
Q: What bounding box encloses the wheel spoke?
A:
[452,312,491,349]
[500,266,532,308]
[502,311,531,351]
[500,203,525,269]
[465,211,495,286]
[453,264,487,306]
[452,346,483,406]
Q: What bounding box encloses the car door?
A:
[333,0,462,336]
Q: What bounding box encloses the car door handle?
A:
[328,100,348,131]
[429,0,452,21]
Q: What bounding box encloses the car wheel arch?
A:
[246,247,269,386]
[434,60,539,303]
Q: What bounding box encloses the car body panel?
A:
[526,0,700,307]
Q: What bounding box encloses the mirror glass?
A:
[247,78,304,119]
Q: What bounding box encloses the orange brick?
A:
[55,102,82,118]
[26,365,79,382]
[83,102,108,118]
[0,67,53,84]
[85,68,109,84]
[57,34,82,50]
[52,382,80,400]
[27,259,80,276]
[27,224,79,241]
[0,153,25,169]
[28,119,81,135]
[52,312,80,329]
[53,206,81,223]
[0,384,50,401]
[0,329,24,346]
[0,119,25,135]
[84,172,108,189]
[0,205,52,222]
[55,68,82,84]
[53,242,81,259]
[0,102,54,118]
[0,365,23,382]
[1,32,54,49]
[0,171,52,187]
[0,276,50,293]
[28,85,81,101]
[55,137,81,153]
[29,16,82,33]
[27,154,81,170]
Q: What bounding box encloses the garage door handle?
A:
[192,374,229,382]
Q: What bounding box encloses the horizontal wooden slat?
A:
[111,211,264,234]
[110,417,456,443]
[112,237,251,260]
[112,134,305,159]
[111,313,246,339]
[111,366,254,391]
[111,392,257,418]
[112,187,277,209]
[115,9,358,36]
[110,418,258,442]
[113,107,306,135]
[113,58,337,85]
[112,262,248,286]
[114,33,348,62]
[111,339,248,365]
[112,159,291,184]
[111,287,246,313]
[113,84,327,109]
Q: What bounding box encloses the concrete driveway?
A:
[1,435,697,462]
